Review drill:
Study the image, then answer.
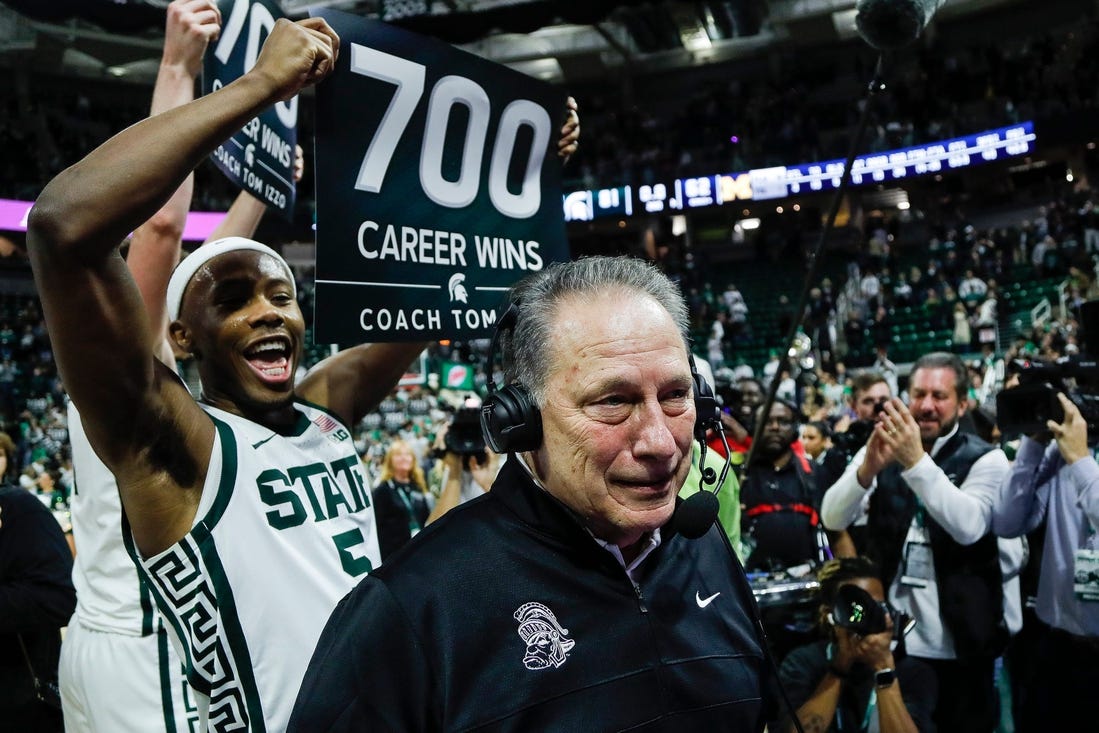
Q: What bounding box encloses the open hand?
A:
[877,397,925,470]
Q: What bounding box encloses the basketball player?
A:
[59,4,218,731]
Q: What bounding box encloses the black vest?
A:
[866,431,1008,659]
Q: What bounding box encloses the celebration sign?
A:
[311,9,568,344]
[203,0,297,219]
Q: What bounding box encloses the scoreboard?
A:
[562,121,1036,220]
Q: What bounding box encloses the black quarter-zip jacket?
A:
[289,458,771,732]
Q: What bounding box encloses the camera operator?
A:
[831,371,892,461]
[778,557,937,733]
[992,390,1099,731]
[427,406,500,522]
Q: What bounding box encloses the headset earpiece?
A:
[480,303,543,454]
[690,356,721,441]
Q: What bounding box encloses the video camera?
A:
[832,401,888,459]
[997,356,1099,441]
[437,406,489,467]
[830,584,915,641]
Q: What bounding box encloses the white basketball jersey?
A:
[67,401,157,635]
[137,401,380,733]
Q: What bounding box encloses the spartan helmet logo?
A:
[514,602,575,670]
[448,273,468,304]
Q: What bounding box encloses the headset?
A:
[479,297,804,731]
[479,301,725,456]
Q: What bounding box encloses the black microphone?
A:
[675,490,721,540]
[855,0,946,50]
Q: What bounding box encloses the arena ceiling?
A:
[0,0,1026,84]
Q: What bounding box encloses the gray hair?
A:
[501,256,690,406]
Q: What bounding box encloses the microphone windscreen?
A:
[855,0,945,50]
[673,491,720,540]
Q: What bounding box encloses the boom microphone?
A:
[675,490,721,540]
[672,407,733,539]
[855,0,946,50]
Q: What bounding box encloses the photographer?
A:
[831,371,892,462]
[427,406,500,523]
[992,391,1099,731]
[828,371,892,554]
[778,557,936,733]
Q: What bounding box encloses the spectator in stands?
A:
[958,269,988,305]
[860,269,881,314]
[707,311,726,368]
[892,272,913,307]
[952,302,973,352]
[821,352,1022,732]
[778,557,937,733]
[740,400,828,570]
[371,439,434,561]
[842,309,866,364]
[1082,199,1099,254]
[289,256,774,732]
[871,345,899,398]
[992,390,1099,731]
[819,370,846,418]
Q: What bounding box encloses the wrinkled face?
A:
[801,425,826,459]
[532,291,696,549]
[853,381,891,421]
[908,366,965,447]
[172,251,303,416]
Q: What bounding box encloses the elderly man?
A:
[821,352,1022,733]
[288,257,772,732]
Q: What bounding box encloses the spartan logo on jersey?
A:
[312,413,350,444]
[514,601,575,670]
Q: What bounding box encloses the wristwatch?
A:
[874,668,896,689]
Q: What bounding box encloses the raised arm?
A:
[128,0,222,363]
[202,144,305,245]
[992,435,1053,537]
[27,18,340,552]
[297,341,429,428]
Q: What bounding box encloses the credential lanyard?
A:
[393,482,422,534]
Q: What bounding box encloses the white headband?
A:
[166,237,296,322]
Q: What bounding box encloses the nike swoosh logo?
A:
[696,591,720,608]
[251,434,276,449]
